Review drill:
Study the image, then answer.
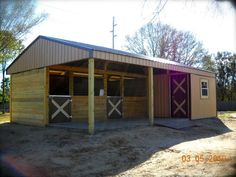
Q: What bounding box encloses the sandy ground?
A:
[0,118,236,177]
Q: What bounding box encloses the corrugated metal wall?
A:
[7,38,89,74]
[154,74,170,117]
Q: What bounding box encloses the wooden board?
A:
[123,97,147,118]
[154,74,170,118]
[72,96,107,120]
[11,68,46,126]
[88,58,95,134]
[148,67,154,125]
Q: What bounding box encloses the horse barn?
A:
[7,35,217,134]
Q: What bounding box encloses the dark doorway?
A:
[50,74,69,95]
[107,75,122,118]
[170,73,190,118]
[107,76,121,96]
[49,72,71,123]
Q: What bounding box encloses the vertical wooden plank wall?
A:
[154,74,170,118]
[11,68,46,126]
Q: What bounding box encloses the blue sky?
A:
[25,0,235,54]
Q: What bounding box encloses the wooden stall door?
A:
[170,74,189,118]
[107,76,122,119]
[107,96,122,118]
[49,95,72,123]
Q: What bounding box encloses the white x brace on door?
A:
[49,95,72,123]
[171,74,189,118]
[107,96,123,118]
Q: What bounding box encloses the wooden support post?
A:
[104,61,109,72]
[44,67,49,125]
[104,61,108,97]
[104,73,108,119]
[10,75,12,122]
[121,75,124,97]
[167,70,171,117]
[88,58,95,134]
[148,67,154,125]
[104,73,107,96]
[69,71,74,96]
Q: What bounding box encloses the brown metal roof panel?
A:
[7,37,90,74]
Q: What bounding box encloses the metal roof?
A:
[7,35,215,77]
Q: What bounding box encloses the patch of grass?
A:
[218,111,236,119]
[0,113,10,123]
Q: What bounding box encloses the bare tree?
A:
[0,0,47,113]
[0,0,47,52]
[125,22,207,66]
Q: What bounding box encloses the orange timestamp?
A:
[181,154,232,163]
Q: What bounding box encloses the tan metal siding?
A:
[93,51,215,77]
[8,37,215,78]
[11,68,46,126]
[191,74,217,119]
[7,38,90,74]
[154,74,170,117]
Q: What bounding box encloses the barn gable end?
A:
[7,37,90,74]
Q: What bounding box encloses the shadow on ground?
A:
[0,118,234,177]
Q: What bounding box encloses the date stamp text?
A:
[181,154,232,163]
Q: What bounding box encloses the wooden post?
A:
[148,67,154,125]
[69,71,74,96]
[104,73,107,96]
[44,67,49,125]
[104,73,108,119]
[167,70,171,117]
[104,61,108,96]
[104,61,109,72]
[10,75,12,122]
[121,75,124,98]
[88,58,95,134]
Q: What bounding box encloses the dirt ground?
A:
[0,117,236,177]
